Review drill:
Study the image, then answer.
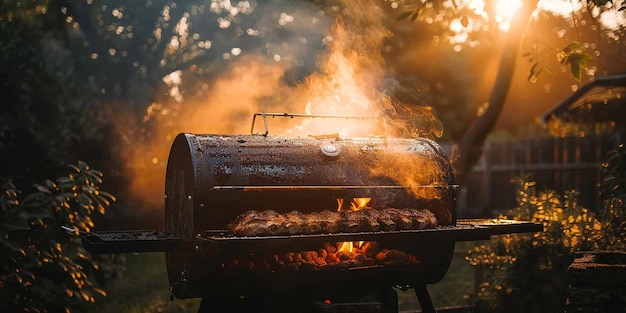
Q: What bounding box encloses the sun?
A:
[495,0,521,31]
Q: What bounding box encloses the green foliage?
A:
[524,51,555,83]
[522,30,593,83]
[395,0,445,22]
[557,42,591,82]
[0,161,117,312]
[465,175,622,313]
[587,0,615,8]
[394,0,624,84]
[0,5,107,189]
[600,143,626,247]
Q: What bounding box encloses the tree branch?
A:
[452,0,537,185]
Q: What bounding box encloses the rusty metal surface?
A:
[81,220,541,255]
[194,225,489,257]
[162,132,458,299]
[75,124,547,304]
[165,133,457,238]
[192,219,542,256]
[82,230,181,254]
[456,218,544,236]
[158,132,547,301]
[169,239,456,300]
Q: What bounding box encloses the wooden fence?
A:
[456,133,623,218]
[414,133,623,312]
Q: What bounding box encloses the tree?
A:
[0,1,107,190]
[452,0,537,185]
[393,0,626,185]
[3,0,624,220]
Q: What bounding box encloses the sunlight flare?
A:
[495,0,521,31]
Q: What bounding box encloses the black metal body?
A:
[164,133,457,237]
[164,133,459,300]
[80,125,543,313]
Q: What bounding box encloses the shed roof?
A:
[540,73,626,131]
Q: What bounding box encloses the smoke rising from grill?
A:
[117,0,443,213]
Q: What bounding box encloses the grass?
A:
[88,253,200,313]
[89,242,478,313]
[397,242,478,312]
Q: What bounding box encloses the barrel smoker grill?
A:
[82,114,543,313]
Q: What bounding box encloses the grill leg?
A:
[414,286,437,313]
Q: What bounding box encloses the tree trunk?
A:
[451,0,537,186]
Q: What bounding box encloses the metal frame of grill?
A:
[81,113,543,313]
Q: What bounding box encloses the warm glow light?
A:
[350,198,371,211]
[335,197,373,256]
[337,241,353,253]
[495,0,521,31]
[336,198,371,211]
[447,0,521,45]
[337,241,364,253]
[122,0,444,208]
[337,198,344,211]
[537,0,582,17]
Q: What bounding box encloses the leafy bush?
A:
[465,142,626,313]
[600,143,626,247]
[0,161,117,312]
[466,182,597,313]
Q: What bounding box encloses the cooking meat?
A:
[301,213,323,234]
[382,208,413,230]
[312,210,341,233]
[361,209,396,231]
[338,211,362,232]
[283,211,305,234]
[228,207,437,236]
[351,209,380,231]
[228,210,284,236]
[406,208,438,229]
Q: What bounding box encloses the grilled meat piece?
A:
[382,208,413,230]
[301,213,323,234]
[228,207,437,236]
[361,209,396,231]
[338,211,362,232]
[228,210,259,234]
[232,219,270,236]
[421,209,438,228]
[261,210,286,235]
[405,208,438,229]
[228,210,285,236]
[283,211,305,235]
[312,210,340,233]
[352,209,380,231]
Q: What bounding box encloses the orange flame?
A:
[336,198,344,211]
[337,241,364,253]
[350,198,370,211]
[336,197,371,211]
[117,0,443,211]
[336,197,369,253]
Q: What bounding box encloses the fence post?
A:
[483,141,492,217]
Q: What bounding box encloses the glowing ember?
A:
[337,241,365,253]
